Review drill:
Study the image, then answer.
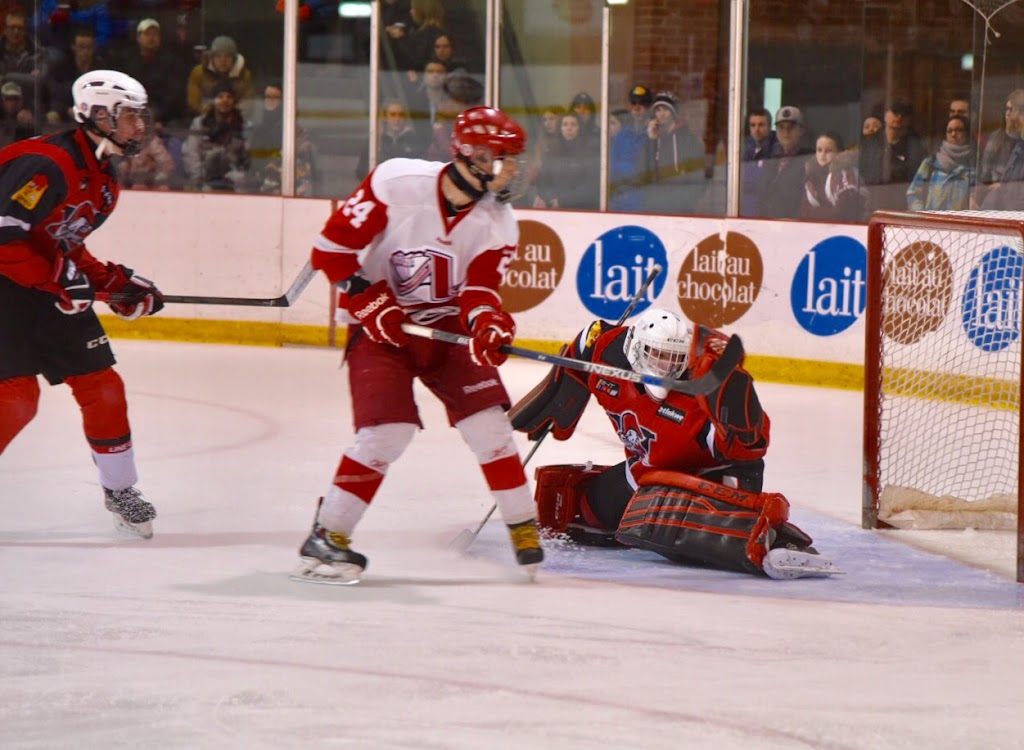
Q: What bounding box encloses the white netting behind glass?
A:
[874,211,1023,529]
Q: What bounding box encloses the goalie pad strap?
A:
[614,470,793,575]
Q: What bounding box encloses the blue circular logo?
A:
[576,225,667,320]
[961,245,1022,352]
[790,235,867,336]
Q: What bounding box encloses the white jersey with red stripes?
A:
[312,158,518,323]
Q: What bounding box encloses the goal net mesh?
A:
[867,210,1022,531]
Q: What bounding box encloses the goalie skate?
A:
[762,547,844,580]
[291,522,367,586]
[103,487,156,539]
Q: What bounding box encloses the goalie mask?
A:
[72,70,150,158]
[450,105,527,202]
[624,308,692,381]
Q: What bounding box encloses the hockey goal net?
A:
[863,210,1024,582]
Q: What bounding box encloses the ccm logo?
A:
[86,335,109,349]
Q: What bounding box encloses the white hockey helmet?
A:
[72,70,149,155]
[624,308,692,379]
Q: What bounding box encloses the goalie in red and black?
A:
[510,307,839,579]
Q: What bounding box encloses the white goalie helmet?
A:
[624,308,692,379]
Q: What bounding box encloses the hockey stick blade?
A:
[98,261,316,308]
[402,323,743,397]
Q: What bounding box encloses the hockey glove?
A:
[102,264,165,321]
[52,256,94,315]
[348,279,409,346]
[467,308,515,367]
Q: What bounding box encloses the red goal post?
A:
[863,210,1024,583]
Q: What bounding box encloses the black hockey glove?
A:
[52,256,94,315]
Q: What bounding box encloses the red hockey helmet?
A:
[450,106,527,160]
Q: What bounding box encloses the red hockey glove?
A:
[102,264,165,321]
[52,256,94,315]
[468,308,515,367]
[348,279,409,346]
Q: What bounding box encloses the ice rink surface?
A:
[2,340,1023,750]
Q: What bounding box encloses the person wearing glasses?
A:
[906,115,974,211]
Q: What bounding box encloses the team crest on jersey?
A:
[390,247,458,302]
[610,410,655,462]
[12,174,48,209]
[45,201,97,252]
[595,378,619,397]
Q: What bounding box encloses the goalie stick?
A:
[96,261,316,308]
[402,324,744,397]
[444,264,665,552]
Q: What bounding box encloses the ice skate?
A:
[507,519,544,579]
[291,522,368,585]
[762,546,844,580]
[103,487,156,539]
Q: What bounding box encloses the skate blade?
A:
[763,548,844,580]
[521,563,540,582]
[112,515,153,539]
[290,558,362,586]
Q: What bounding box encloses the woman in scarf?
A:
[906,115,975,211]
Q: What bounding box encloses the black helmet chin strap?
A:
[82,115,142,158]
[446,159,487,202]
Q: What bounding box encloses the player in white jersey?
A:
[293,106,543,584]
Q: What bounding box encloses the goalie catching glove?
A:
[101,263,164,321]
[347,278,409,347]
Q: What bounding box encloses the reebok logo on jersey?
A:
[463,378,499,394]
[656,404,685,424]
[13,174,48,209]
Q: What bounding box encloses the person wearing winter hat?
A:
[643,91,705,214]
[569,90,599,145]
[187,34,253,116]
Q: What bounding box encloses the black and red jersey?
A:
[573,321,770,486]
[0,127,121,295]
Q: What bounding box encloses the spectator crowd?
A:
[3,1,1020,218]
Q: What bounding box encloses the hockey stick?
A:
[403,324,743,397]
[446,264,664,552]
[97,260,316,308]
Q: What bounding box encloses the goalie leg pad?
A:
[614,470,796,575]
[533,463,609,532]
